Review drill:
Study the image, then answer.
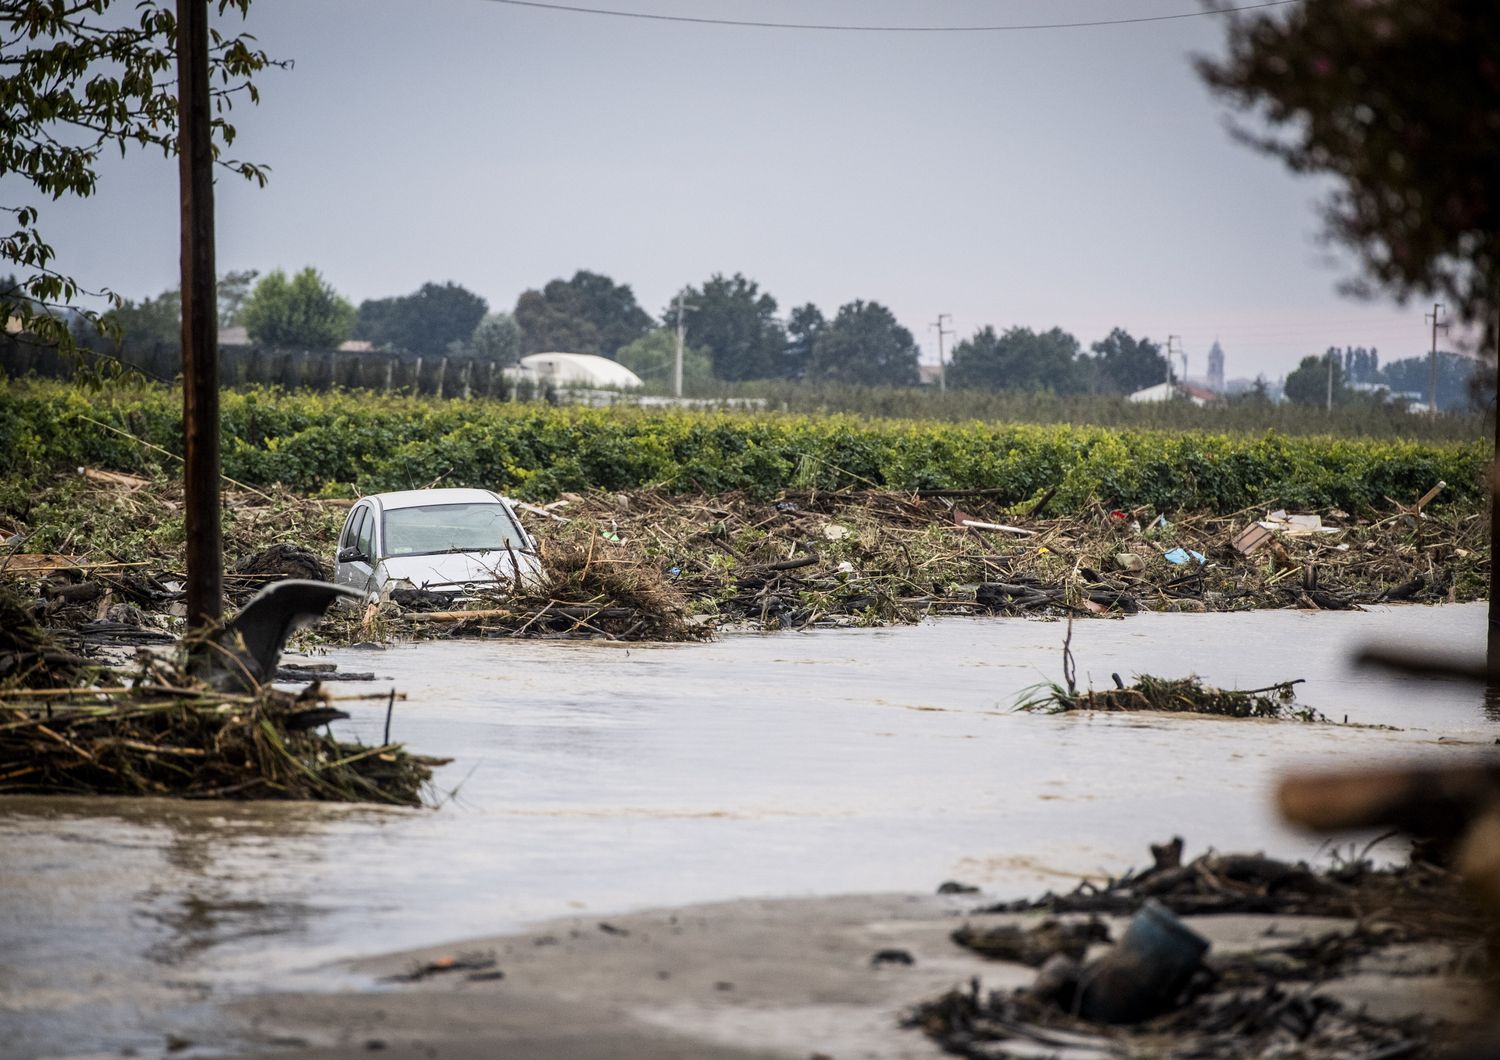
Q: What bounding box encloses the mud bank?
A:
[216,887,1484,1060]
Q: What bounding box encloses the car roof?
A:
[365,488,503,512]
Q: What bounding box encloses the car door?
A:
[335,503,378,600]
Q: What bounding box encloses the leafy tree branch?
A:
[0,0,284,348]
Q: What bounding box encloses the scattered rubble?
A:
[0,472,1485,646]
[908,839,1489,1058]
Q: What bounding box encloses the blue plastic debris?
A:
[1163,547,1206,565]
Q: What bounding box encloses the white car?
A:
[333,488,543,604]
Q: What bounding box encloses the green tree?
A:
[0,1,279,348]
[1283,350,1346,406]
[784,303,825,381]
[807,300,919,387]
[355,281,489,356]
[1088,328,1168,394]
[616,329,713,388]
[1199,0,1498,340]
[948,326,1085,393]
[1379,351,1476,411]
[666,273,785,381]
[469,312,521,364]
[242,268,354,349]
[514,283,598,355]
[218,269,260,328]
[514,271,651,357]
[105,289,182,354]
[74,269,256,356]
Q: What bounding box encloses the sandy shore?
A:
[219,892,1485,1060]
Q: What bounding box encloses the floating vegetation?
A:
[1017,674,1323,722]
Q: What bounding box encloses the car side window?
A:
[355,507,375,560]
[343,506,367,551]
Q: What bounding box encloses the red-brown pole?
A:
[178,0,221,630]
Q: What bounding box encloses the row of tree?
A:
[1283,345,1476,411]
[86,265,1181,395]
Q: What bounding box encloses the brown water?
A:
[1,605,1492,1058]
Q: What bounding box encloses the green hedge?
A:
[3,381,1487,514]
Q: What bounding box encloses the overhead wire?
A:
[472,0,1301,33]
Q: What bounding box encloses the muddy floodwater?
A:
[2,605,1493,1058]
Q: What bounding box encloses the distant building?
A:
[1127,381,1219,408]
[1206,340,1225,393]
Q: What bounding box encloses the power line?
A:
[474,0,1300,33]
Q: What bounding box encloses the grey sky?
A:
[35,0,1439,380]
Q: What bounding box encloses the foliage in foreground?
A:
[1,381,1486,517]
[1,1,279,347]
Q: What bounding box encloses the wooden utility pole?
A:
[1490,299,1500,673]
[1426,302,1447,416]
[932,313,953,393]
[1165,335,1182,389]
[178,0,222,630]
[1326,349,1335,412]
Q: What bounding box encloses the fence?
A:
[1,337,522,399]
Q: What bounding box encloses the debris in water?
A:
[1017,674,1321,721]
[0,589,445,806]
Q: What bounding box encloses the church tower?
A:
[1207,339,1225,393]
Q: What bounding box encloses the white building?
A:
[508,352,643,390]
[1127,381,1218,407]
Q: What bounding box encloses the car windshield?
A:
[381,502,526,557]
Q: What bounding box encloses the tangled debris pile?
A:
[0,584,443,804]
[0,471,1485,645]
[387,536,712,642]
[911,839,1486,1059]
[0,585,95,688]
[910,973,1432,1059]
[539,486,1482,630]
[0,676,442,804]
[980,837,1465,919]
[1019,675,1323,721]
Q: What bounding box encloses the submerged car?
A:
[333,488,543,604]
